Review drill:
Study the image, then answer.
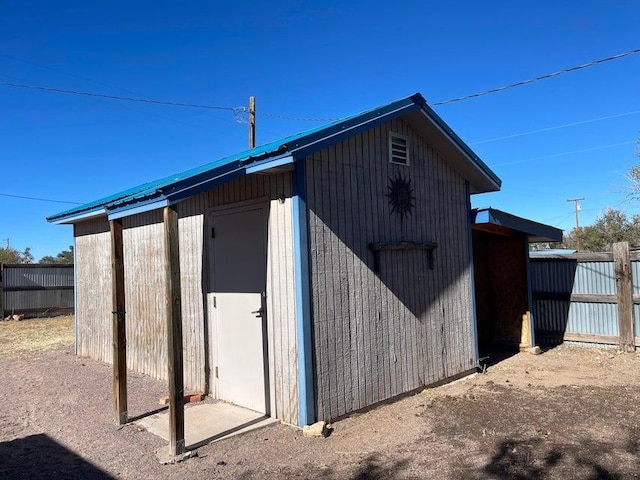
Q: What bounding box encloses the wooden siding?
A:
[177,195,208,395]
[306,118,475,421]
[73,172,298,425]
[205,173,299,426]
[121,212,169,384]
[75,218,112,363]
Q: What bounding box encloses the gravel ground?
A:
[1,317,640,479]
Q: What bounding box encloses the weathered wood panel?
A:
[73,173,299,424]
[122,211,168,383]
[306,118,475,421]
[177,195,207,394]
[75,217,112,363]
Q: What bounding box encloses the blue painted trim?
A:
[50,207,107,225]
[292,157,315,426]
[472,208,562,243]
[291,104,418,159]
[108,199,170,220]
[167,167,246,204]
[466,181,480,367]
[245,154,294,174]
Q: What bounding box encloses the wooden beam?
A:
[110,219,127,426]
[613,242,635,352]
[0,263,4,318]
[539,331,640,347]
[163,205,185,456]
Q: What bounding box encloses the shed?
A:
[48,93,501,454]
[471,208,563,352]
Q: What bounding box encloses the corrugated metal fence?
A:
[0,264,74,317]
[531,245,639,350]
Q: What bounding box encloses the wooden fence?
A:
[0,264,74,317]
[530,242,638,351]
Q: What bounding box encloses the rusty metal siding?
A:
[306,118,474,421]
[74,217,112,362]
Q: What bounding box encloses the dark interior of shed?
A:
[472,229,529,354]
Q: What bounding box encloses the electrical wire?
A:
[492,141,636,167]
[0,81,243,112]
[471,109,640,145]
[433,48,640,106]
[0,192,82,205]
[2,48,638,125]
[261,48,640,121]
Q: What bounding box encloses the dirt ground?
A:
[1,317,640,479]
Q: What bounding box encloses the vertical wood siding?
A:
[306,118,475,420]
[75,218,112,363]
[73,172,298,425]
[206,173,298,425]
[121,212,169,384]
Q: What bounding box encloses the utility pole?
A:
[248,96,256,149]
[567,197,585,251]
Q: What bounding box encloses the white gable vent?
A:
[388,132,409,165]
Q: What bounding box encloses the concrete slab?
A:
[138,402,277,449]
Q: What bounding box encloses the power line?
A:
[492,140,636,167]
[2,47,638,125]
[471,109,640,145]
[433,48,640,106]
[262,48,640,121]
[0,192,82,205]
[262,112,341,122]
[0,81,243,112]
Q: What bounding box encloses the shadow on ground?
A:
[478,431,640,480]
[0,433,113,479]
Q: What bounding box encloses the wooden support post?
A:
[110,219,128,425]
[519,311,532,349]
[0,263,4,319]
[614,242,635,352]
[163,205,185,456]
[249,96,256,149]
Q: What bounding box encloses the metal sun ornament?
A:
[385,174,416,221]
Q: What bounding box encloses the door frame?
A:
[205,197,275,417]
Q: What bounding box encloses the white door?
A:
[210,206,269,414]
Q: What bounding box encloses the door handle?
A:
[251,307,265,318]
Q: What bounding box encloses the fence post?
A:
[613,242,635,352]
[0,264,3,318]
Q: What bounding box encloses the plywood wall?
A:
[305,118,475,421]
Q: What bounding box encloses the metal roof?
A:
[48,93,501,224]
[472,208,563,243]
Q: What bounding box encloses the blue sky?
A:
[1,1,638,259]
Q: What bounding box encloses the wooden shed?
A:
[48,93,501,453]
[471,208,562,352]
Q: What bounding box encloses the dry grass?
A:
[0,315,74,354]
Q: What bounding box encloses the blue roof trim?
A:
[472,208,563,243]
[418,103,501,188]
[48,93,501,223]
